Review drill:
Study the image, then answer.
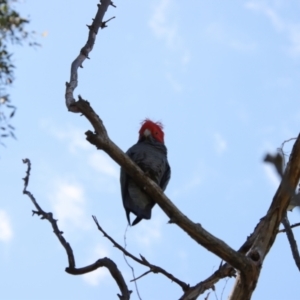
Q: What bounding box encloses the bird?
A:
[120,119,171,226]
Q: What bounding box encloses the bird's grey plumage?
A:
[120,135,171,226]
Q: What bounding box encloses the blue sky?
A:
[1,0,300,299]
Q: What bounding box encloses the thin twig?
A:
[278,222,300,233]
[280,137,297,154]
[130,270,151,282]
[281,214,300,271]
[204,292,210,300]
[123,225,142,300]
[220,278,229,300]
[214,285,219,300]
[92,215,189,291]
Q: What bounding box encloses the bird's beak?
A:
[143,129,151,137]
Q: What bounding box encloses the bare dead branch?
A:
[180,211,277,299]
[74,99,252,274]
[280,137,297,156]
[130,270,151,282]
[278,222,300,232]
[92,215,189,292]
[65,259,131,300]
[229,136,300,299]
[101,16,116,28]
[204,292,210,300]
[281,214,300,271]
[22,158,76,269]
[264,151,300,270]
[65,0,114,112]
[179,264,235,300]
[220,278,229,300]
[22,159,131,300]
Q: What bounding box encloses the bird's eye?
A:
[155,132,158,135]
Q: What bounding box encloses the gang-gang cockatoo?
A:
[120,119,171,226]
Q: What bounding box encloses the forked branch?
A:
[264,152,300,271]
[92,216,189,292]
[22,159,131,300]
[65,0,115,112]
[74,98,253,274]
[63,0,251,277]
[229,136,300,300]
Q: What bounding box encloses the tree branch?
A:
[22,158,76,269]
[22,158,131,300]
[65,0,114,112]
[179,263,235,300]
[178,216,271,300]
[74,98,253,274]
[278,222,300,232]
[281,214,300,271]
[92,215,190,292]
[229,135,300,299]
[264,151,300,269]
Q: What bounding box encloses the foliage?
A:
[0,0,38,144]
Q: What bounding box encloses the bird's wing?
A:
[160,161,171,191]
[120,143,154,225]
[120,165,131,224]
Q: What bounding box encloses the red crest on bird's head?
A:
[138,119,165,143]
